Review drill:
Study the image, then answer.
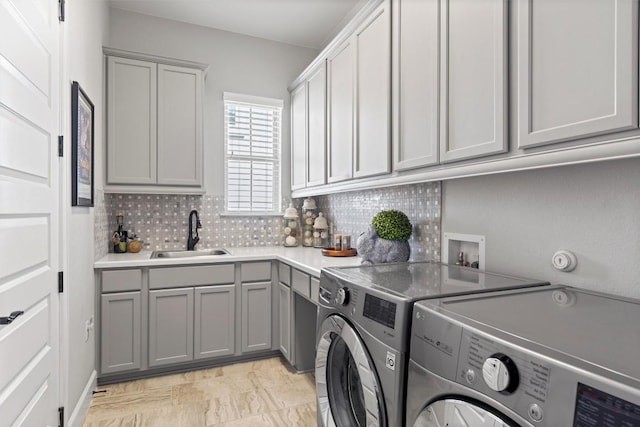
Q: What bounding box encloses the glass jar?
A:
[313,212,329,248]
[301,198,317,247]
[283,203,300,247]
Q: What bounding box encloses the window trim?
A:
[223,92,283,215]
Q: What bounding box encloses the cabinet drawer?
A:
[241,262,272,282]
[278,263,291,286]
[102,269,142,293]
[310,277,320,304]
[292,269,310,298]
[149,264,234,289]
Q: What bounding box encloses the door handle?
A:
[0,310,24,325]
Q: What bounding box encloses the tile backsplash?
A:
[101,194,283,253]
[303,182,441,262]
[95,182,442,260]
[94,189,109,260]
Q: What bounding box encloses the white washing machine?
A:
[406,285,640,426]
[314,262,548,427]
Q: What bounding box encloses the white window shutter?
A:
[224,93,282,213]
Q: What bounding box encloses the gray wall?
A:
[64,0,110,425]
[442,158,640,299]
[108,8,318,196]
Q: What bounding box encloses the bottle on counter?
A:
[112,214,128,253]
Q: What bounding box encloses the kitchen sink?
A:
[150,249,230,258]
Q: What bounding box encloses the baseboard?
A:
[67,370,97,427]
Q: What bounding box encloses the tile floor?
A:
[82,357,317,426]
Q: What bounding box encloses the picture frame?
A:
[71,81,94,207]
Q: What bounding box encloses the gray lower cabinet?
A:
[194,285,235,359]
[149,288,194,367]
[278,282,292,362]
[241,282,272,353]
[100,291,141,374]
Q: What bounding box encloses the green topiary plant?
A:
[371,210,412,241]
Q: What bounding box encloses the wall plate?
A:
[443,232,485,271]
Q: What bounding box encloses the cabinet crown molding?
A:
[103,47,209,73]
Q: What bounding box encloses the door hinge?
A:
[58,271,64,293]
[58,136,64,157]
[58,406,64,427]
[58,0,65,22]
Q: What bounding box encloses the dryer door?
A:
[315,315,385,427]
[413,398,519,427]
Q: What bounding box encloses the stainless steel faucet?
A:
[187,209,202,250]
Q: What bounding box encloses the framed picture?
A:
[71,81,94,207]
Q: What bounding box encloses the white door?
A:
[0,0,60,425]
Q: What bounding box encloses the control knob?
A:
[482,353,519,394]
[335,287,350,306]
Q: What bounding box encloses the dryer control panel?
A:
[411,302,640,426]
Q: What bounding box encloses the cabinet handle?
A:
[0,310,24,325]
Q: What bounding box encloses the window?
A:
[224,92,283,214]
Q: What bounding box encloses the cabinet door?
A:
[194,285,235,360]
[278,282,292,362]
[157,64,203,186]
[107,56,157,184]
[354,1,391,178]
[440,0,507,163]
[241,282,272,353]
[393,0,439,170]
[517,0,638,148]
[100,292,141,374]
[306,62,327,187]
[149,288,194,367]
[327,39,355,183]
[291,83,307,191]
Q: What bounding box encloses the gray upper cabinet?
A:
[327,38,356,183]
[354,0,391,178]
[306,62,327,187]
[440,0,508,163]
[194,285,235,360]
[107,56,157,185]
[149,288,194,367]
[100,291,141,374]
[393,0,439,171]
[241,282,272,353]
[157,64,203,186]
[291,83,307,191]
[106,53,204,191]
[517,0,638,149]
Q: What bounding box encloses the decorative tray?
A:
[321,248,357,257]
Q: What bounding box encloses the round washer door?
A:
[413,398,519,427]
[315,315,385,427]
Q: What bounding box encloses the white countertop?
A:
[94,246,363,277]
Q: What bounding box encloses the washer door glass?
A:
[316,315,384,427]
[414,399,518,427]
